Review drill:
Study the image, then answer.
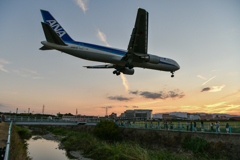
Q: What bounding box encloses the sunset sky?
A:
[1,0,240,116]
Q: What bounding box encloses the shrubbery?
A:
[182,136,210,154]
[93,119,120,141]
[15,126,32,140]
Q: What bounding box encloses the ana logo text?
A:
[46,20,66,37]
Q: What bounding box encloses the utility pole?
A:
[42,105,45,115]
[28,108,30,114]
[76,109,78,115]
[16,108,18,114]
[106,107,108,117]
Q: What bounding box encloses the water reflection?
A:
[27,135,77,160]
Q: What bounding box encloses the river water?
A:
[27,133,92,160]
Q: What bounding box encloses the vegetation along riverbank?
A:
[43,120,231,160]
[9,124,32,160]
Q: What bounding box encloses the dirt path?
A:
[0,122,9,148]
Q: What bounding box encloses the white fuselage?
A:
[41,41,180,72]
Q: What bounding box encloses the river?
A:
[27,133,92,160]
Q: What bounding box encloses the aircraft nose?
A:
[175,62,180,71]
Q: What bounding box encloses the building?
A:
[199,114,213,120]
[162,114,176,120]
[229,117,240,120]
[213,115,230,120]
[119,109,152,120]
[187,113,201,120]
[109,112,117,119]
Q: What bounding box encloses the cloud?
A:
[100,106,113,109]
[229,72,238,76]
[140,91,165,99]
[132,106,138,108]
[0,64,8,73]
[73,0,89,14]
[202,76,216,86]
[22,68,38,75]
[220,90,240,100]
[129,89,185,100]
[0,58,10,64]
[204,102,226,108]
[107,96,133,101]
[97,29,110,47]
[202,85,225,92]
[129,91,138,95]
[201,87,211,92]
[123,106,129,108]
[32,77,44,80]
[197,75,207,80]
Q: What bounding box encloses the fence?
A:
[116,121,240,134]
[5,116,100,123]
[4,121,12,160]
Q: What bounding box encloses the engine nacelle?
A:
[122,68,134,75]
[141,54,160,64]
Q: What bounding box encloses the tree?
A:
[93,119,120,141]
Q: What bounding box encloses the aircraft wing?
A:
[127,8,148,55]
[83,64,115,69]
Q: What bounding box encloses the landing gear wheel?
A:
[113,70,117,74]
[171,71,175,78]
[116,71,120,76]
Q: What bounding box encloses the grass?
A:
[0,122,9,148]
[47,126,230,160]
[9,125,32,160]
[15,126,32,140]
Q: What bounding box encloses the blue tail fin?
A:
[40,10,74,42]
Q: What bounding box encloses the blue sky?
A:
[0,0,240,116]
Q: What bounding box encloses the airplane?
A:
[40,8,180,77]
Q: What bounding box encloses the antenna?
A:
[42,105,45,114]
[28,108,30,114]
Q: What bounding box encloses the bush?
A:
[182,136,210,154]
[93,120,120,141]
[15,126,32,140]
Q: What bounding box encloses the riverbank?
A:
[46,126,195,160]
[28,126,92,160]
[0,122,31,160]
[9,125,31,160]
[0,122,8,148]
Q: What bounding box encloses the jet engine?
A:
[141,54,160,64]
[121,67,134,75]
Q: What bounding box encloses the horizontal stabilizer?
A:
[84,64,115,69]
[39,46,53,50]
[41,22,67,46]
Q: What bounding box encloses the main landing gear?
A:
[113,70,120,76]
[125,63,134,69]
[171,71,174,78]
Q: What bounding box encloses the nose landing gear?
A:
[171,71,174,78]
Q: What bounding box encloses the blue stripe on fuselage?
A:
[64,40,177,67]
[65,40,126,56]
